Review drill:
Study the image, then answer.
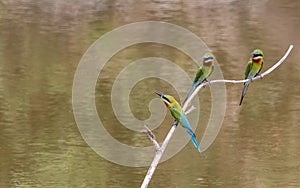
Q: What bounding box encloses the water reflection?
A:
[0,0,300,187]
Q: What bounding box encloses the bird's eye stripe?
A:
[204,57,214,61]
[162,96,171,103]
[253,54,263,57]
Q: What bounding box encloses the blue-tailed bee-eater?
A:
[184,52,215,103]
[155,91,202,155]
[239,49,264,105]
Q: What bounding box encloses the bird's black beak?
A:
[155,91,164,98]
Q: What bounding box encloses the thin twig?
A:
[144,125,160,151]
[185,105,196,115]
[141,45,293,188]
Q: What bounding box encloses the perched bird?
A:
[155,91,202,155]
[239,49,264,105]
[184,52,215,103]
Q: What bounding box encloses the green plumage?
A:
[184,52,215,103]
[245,60,263,79]
[193,53,214,84]
[155,91,202,155]
[169,106,183,122]
[240,49,264,105]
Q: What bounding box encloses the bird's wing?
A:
[245,61,252,79]
[194,66,204,83]
[186,66,209,101]
[170,106,183,122]
[183,66,206,103]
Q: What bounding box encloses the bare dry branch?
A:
[141,121,178,188]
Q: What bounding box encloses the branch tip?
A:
[143,125,160,151]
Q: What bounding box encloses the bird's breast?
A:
[252,58,263,64]
[203,61,213,67]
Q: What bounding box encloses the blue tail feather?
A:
[180,115,202,155]
[190,134,202,155]
[239,82,249,105]
[188,83,197,97]
[183,83,197,104]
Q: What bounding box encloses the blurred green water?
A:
[0,0,300,187]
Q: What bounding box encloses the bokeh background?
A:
[0,0,300,187]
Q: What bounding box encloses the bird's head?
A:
[202,52,215,67]
[155,91,176,109]
[252,49,264,62]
